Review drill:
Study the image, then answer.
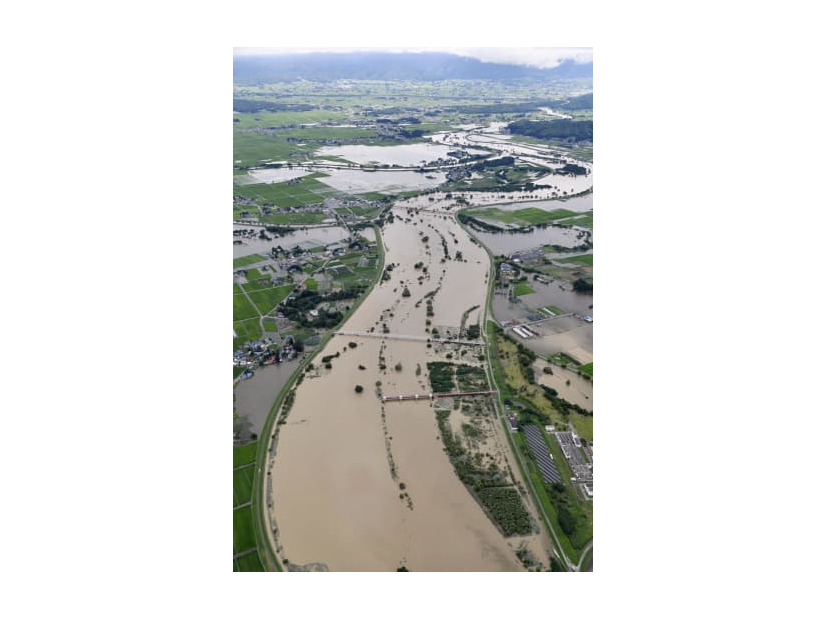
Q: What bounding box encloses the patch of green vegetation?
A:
[557,211,593,229]
[557,254,593,266]
[234,319,263,343]
[233,254,267,268]
[233,441,258,468]
[570,412,593,442]
[549,352,581,367]
[260,211,328,224]
[233,173,338,208]
[234,551,265,572]
[233,466,254,507]
[476,486,533,536]
[540,305,565,316]
[426,361,455,392]
[233,130,310,168]
[247,284,294,315]
[304,278,318,291]
[578,362,593,378]
[262,318,279,332]
[233,504,257,553]
[473,206,578,227]
[244,267,263,280]
[512,281,536,296]
[233,293,260,322]
[454,364,488,392]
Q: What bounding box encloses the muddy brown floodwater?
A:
[267,209,536,571]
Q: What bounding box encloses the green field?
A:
[233,254,267,269]
[540,305,565,316]
[558,211,593,229]
[246,284,294,314]
[232,109,346,129]
[557,254,593,266]
[233,466,254,507]
[234,318,263,343]
[233,173,337,208]
[578,362,593,377]
[233,131,310,168]
[262,317,279,332]
[260,211,328,224]
[513,281,536,296]
[233,504,257,553]
[233,441,258,468]
[473,206,578,227]
[304,278,318,291]
[233,293,260,322]
[234,551,265,572]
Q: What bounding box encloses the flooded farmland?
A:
[316,168,447,194]
[234,360,300,436]
[233,225,349,259]
[267,208,539,571]
[471,225,585,255]
[533,360,593,411]
[315,143,456,166]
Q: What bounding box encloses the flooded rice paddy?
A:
[533,361,593,410]
[234,360,301,436]
[242,168,314,184]
[315,143,456,166]
[316,169,447,194]
[233,225,349,259]
[471,226,585,255]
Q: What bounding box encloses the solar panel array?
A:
[522,425,562,485]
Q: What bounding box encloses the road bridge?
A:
[334,330,484,347]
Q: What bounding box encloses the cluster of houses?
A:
[233,335,299,379]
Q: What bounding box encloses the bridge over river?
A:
[382,390,497,403]
[334,330,485,347]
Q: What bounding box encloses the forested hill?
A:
[507,119,594,141]
[233,53,593,83]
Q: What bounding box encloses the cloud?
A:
[232,47,592,69]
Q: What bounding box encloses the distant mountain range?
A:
[233,52,593,83]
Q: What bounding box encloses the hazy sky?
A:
[232,47,592,69]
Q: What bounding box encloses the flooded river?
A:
[267,209,531,571]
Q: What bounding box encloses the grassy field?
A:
[557,254,593,266]
[233,466,254,507]
[233,441,258,468]
[262,318,279,331]
[233,173,337,208]
[234,551,265,572]
[246,284,294,315]
[233,504,257,553]
[570,412,593,442]
[234,318,263,344]
[512,281,536,296]
[233,131,310,168]
[473,206,578,227]
[304,278,318,292]
[233,293,260,322]
[558,211,593,229]
[243,267,263,280]
[232,109,346,129]
[497,336,563,426]
[260,211,328,225]
[578,362,593,377]
[233,254,267,269]
[540,305,565,316]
